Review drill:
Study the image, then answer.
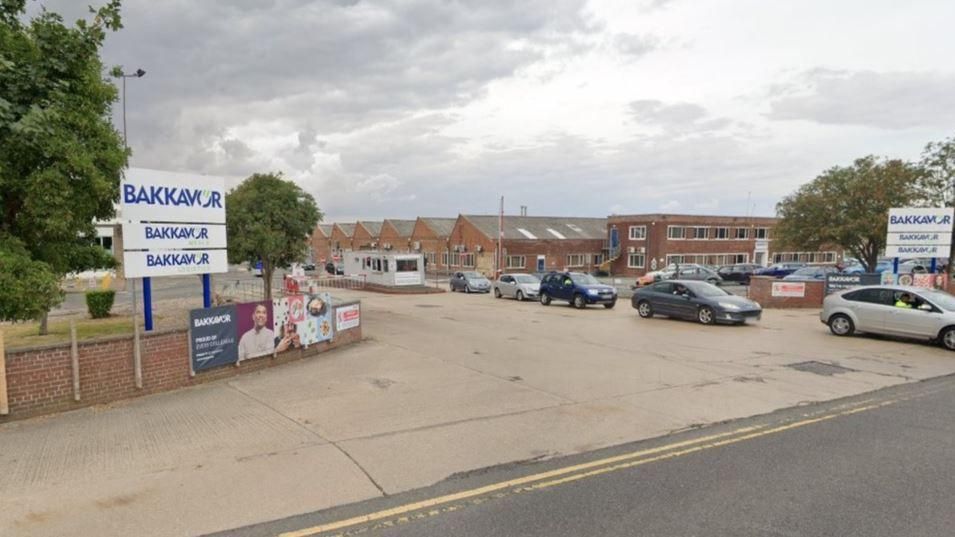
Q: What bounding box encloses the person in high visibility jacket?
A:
[895,293,915,309]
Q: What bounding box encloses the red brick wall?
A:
[330,225,354,253]
[748,276,824,308]
[1,303,363,422]
[411,219,451,271]
[310,229,333,265]
[378,222,411,252]
[353,223,377,250]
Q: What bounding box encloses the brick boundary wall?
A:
[1,301,362,422]
[748,276,824,308]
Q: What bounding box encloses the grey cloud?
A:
[768,69,955,129]
[629,100,733,135]
[613,33,658,58]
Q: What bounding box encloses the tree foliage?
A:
[774,156,924,272]
[917,134,955,208]
[226,172,322,301]
[0,0,126,326]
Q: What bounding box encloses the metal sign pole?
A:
[202,273,212,308]
[143,276,153,331]
[132,277,143,389]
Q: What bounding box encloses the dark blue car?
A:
[754,262,805,278]
[539,271,617,309]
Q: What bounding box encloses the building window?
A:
[629,226,647,240]
[665,253,749,266]
[714,227,729,240]
[689,226,709,239]
[772,251,837,264]
[461,253,476,267]
[451,252,461,266]
[442,253,450,266]
[425,252,436,266]
[506,255,526,269]
[396,258,418,272]
[667,226,685,240]
[755,228,769,239]
[593,254,604,265]
[628,254,645,268]
[566,254,587,267]
[734,228,749,240]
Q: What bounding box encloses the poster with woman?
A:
[272,295,303,353]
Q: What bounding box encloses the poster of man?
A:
[237,301,276,361]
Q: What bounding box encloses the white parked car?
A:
[820,285,955,350]
[493,273,541,301]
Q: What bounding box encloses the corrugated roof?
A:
[357,221,383,235]
[314,224,333,237]
[334,223,356,235]
[462,215,607,241]
[384,219,416,237]
[419,217,457,237]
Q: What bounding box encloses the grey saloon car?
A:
[493,273,540,301]
[821,285,955,350]
[631,280,762,325]
[450,271,491,293]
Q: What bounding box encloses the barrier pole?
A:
[0,329,8,415]
[132,279,143,389]
[71,320,81,401]
[143,276,154,331]
[202,273,212,308]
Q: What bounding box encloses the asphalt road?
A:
[217,375,955,537]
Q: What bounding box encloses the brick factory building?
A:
[352,221,383,250]
[379,219,417,251]
[606,214,842,277]
[310,224,334,264]
[448,215,608,276]
[330,223,355,254]
[410,217,457,271]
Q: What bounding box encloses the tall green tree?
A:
[226,172,322,301]
[775,156,923,272]
[917,134,955,207]
[0,0,127,333]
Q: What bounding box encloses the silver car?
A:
[450,271,491,293]
[493,273,540,301]
[820,285,955,350]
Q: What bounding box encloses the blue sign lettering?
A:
[890,214,952,226]
[144,225,210,241]
[123,184,223,209]
[146,253,212,267]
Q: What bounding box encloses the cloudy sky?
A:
[33,0,955,221]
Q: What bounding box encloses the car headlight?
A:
[753,301,761,309]
[718,302,741,311]
[587,288,599,295]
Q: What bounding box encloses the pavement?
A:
[3,288,955,536]
[234,376,955,537]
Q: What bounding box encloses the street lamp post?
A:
[116,68,148,388]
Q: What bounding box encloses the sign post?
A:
[886,207,954,285]
[120,170,229,330]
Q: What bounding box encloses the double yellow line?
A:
[280,396,902,537]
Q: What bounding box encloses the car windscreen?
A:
[686,282,731,297]
[514,274,539,283]
[570,273,599,285]
[463,271,482,279]
[791,267,816,275]
[921,290,955,311]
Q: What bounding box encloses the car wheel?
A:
[540,292,551,306]
[940,327,955,351]
[828,314,855,336]
[465,285,471,294]
[707,278,720,285]
[573,294,586,309]
[637,300,653,318]
[516,290,524,301]
[603,300,615,309]
[698,306,715,325]
[494,288,502,298]
[449,284,455,292]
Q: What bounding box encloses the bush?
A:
[86,290,116,319]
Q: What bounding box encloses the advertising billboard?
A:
[189,305,238,371]
[236,301,275,361]
[120,170,226,224]
[122,249,229,278]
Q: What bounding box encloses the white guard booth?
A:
[343,251,425,286]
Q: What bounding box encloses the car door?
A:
[718,266,735,282]
[555,274,574,301]
[499,275,515,297]
[671,287,698,319]
[883,291,940,338]
[452,272,464,291]
[843,288,892,332]
[647,282,676,315]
